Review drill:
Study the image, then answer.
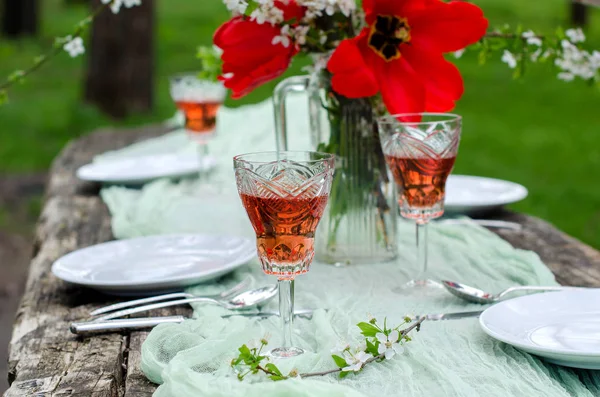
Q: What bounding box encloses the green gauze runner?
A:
[99,98,600,397]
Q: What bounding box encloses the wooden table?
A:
[5,126,600,396]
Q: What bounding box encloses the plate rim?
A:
[445,174,528,208]
[479,290,600,359]
[51,233,256,288]
[76,153,216,183]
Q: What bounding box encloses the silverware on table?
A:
[90,276,252,316]
[442,280,587,304]
[437,219,523,231]
[72,309,482,334]
[413,310,483,321]
[71,310,316,334]
[93,285,278,321]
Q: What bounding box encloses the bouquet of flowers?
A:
[213,0,488,115]
[209,0,488,263]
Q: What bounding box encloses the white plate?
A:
[51,234,256,295]
[445,175,528,214]
[480,290,600,369]
[77,153,217,184]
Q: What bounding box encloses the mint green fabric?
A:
[98,98,600,397]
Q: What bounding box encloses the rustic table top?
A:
[5,126,600,396]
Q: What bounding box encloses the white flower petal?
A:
[389,330,399,343]
[394,344,405,355]
[376,332,387,343]
[377,343,386,355]
[384,349,395,360]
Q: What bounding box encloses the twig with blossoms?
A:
[0,0,142,105]
[459,25,600,85]
[231,316,425,381]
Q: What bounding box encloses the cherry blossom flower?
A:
[522,30,542,47]
[342,351,372,372]
[376,331,404,360]
[501,50,517,69]
[330,340,350,355]
[63,36,85,58]
[566,28,586,44]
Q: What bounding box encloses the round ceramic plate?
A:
[76,153,217,184]
[52,234,256,295]
[480,290,600,369]
[445,175,528,214]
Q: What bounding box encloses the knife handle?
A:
[70,316,186,334]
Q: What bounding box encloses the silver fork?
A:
[89,276,252,316]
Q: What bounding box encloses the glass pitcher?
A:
[273,55,398,265]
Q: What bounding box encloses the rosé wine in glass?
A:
[239,193,329,279]
[385,155,456,219]
[174,100,222,137]
[378,113,462,292]
[234,151,334,358]
[169,74,227,180]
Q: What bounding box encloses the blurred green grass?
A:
[0,0,599,247]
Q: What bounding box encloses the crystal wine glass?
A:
[169,74,227,178]
[378,113,462,291]
[233,151,335,357]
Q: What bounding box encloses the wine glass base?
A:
[392,279,443,294]
[269,346,304,358]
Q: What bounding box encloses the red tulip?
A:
[328,0,488,115]
[214,1,305,99]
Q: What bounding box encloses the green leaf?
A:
[332,354,348,368]
[269,375,285,381]
[339,370,350,378]
[357,322,380,337]
[366,339,379,356]
[266,363,283,377]
[0,90,7,106]
[238,344,252,359]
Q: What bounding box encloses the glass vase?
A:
[274,56,398,265]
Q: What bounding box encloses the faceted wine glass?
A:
[233,151,335,357]
[169,74,227,177]
[378,113,462,291]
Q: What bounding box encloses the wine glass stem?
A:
[197,142,209,181]
[278,279,295,349]
[416,220,429,279]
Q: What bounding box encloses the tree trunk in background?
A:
[84,0,154,118]
[570,2,588,26]
[1,0,38,37]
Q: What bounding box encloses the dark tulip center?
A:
[368,15,411,61]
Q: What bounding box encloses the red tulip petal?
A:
[365,49,425,116]
[222,53,293,99]
[409,1,488,53]
[328,34,379,98]
[214,17,297,98]
[364,0,427,24]
[214,17,278,49]
[402,46,464,112]
[276,0,305,21]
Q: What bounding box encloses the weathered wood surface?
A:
[5,126,600,396]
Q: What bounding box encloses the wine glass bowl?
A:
[169,74,227,142]
[378,113,462,290]
[233,151,335,357]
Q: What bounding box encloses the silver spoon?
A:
[441,280,585,304]
[90,276,252,316]
[93,285,278,321]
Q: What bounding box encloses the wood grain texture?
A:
[5,126,600,396]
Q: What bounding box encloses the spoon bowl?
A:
[442,280,583,304]
[227,285,278,309]
[94,285,278,321]
[442,281,495,304]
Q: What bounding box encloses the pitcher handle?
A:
[273,76,310,152]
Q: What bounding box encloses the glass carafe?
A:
[273,56,398,265]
